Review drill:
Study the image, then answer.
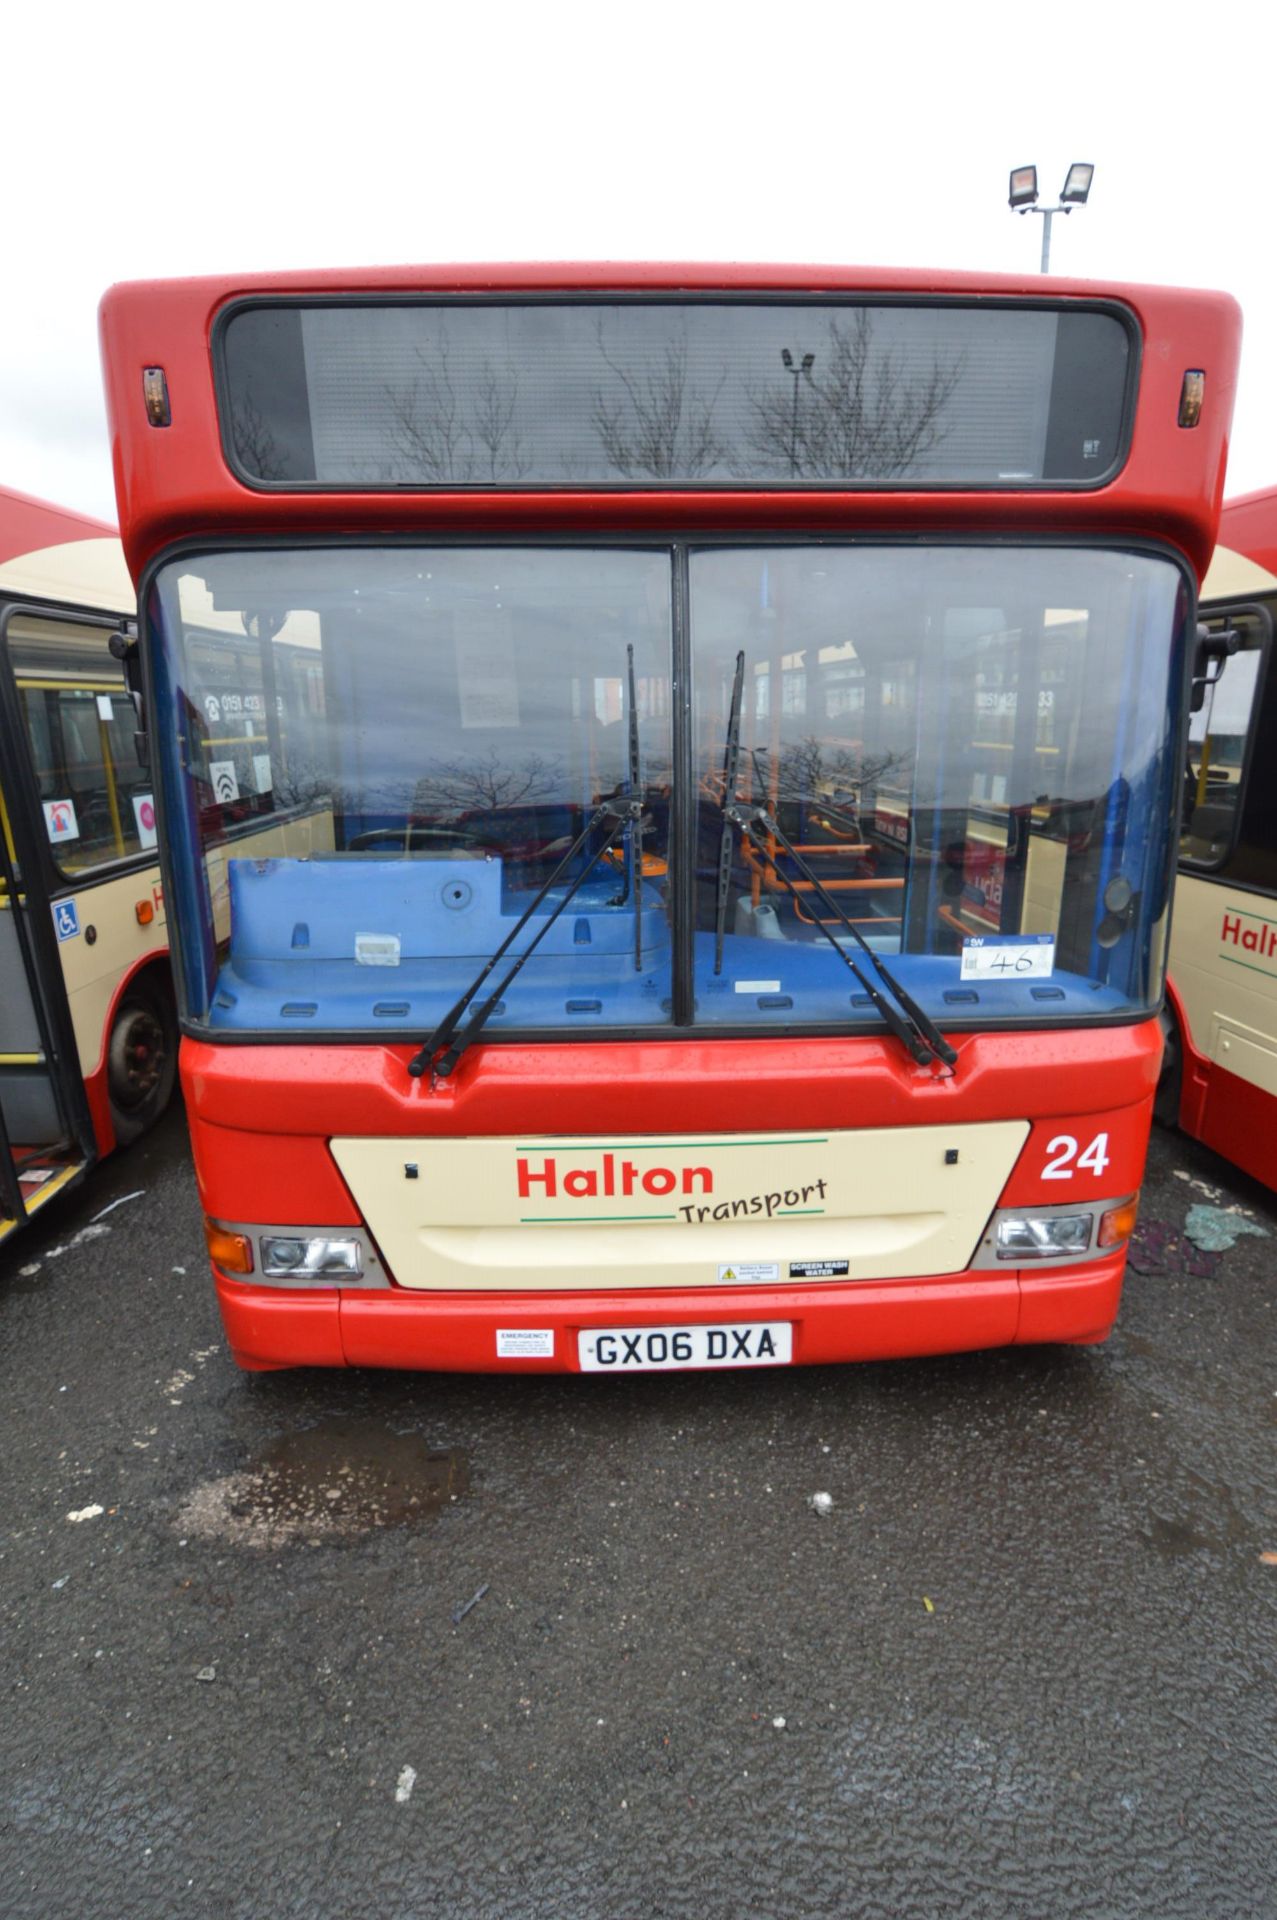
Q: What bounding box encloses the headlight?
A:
[259,1235,363,1279]
[994,1213,1093,1260]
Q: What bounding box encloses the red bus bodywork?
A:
[99,265,1242,1370]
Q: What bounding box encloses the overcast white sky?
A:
[4,0,1272,523]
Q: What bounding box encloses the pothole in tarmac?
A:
[175,1420,470,1548]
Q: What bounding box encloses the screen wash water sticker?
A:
[496,1329,554,1358]
[960,932,1055,981]
[789,1258,849,1278]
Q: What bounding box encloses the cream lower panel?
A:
[331,1122,1030,1292]
[54,863,169,1076]
[1170,877,1277,1095]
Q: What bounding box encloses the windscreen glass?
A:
[692,547,1184,1028]
[220,300,1131,489]
[149,549,674,1033]
[149,543,1183,1038]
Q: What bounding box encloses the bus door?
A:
[1171,601,1277,1182]
[0,607,101,1244]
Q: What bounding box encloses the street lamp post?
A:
[1008,163,1095,272]
[780,348,815,476]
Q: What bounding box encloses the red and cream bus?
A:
[0,488,178,1243]
[1162,486,1277,1188]
[98,265,1239,1372]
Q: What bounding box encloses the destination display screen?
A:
[217,297,1133,490]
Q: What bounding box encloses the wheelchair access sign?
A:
[53,899,80,942]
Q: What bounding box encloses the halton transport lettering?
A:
[515,1152,829,1221]
[517,1154,714,1199]
[1222,912,1277,959]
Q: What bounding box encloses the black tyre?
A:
[107,975,178,1146]
[1153,1003,1182,1130]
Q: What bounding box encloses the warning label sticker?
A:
[496,1329,555,1358]
[788,1259,850,1278]
[717,1262,780,1284]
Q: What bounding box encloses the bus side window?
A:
[1181,614,1265,871]
[9,613,153,875]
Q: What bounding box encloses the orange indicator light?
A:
[135,900,154,925]
[1098,1195,1140,1249]
[204,1220,253,1274]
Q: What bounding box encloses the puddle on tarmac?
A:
[176,1419,470,1548]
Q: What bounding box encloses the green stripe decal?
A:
[521,1213,678,1223]
[1220,954,1277,982]
[515,1137,829,1151]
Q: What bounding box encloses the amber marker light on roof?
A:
[142,367,171,427]
[204,1220,253,1274]
[1179,371,1206,428]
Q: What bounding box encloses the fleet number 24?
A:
[1041,1132,1111,1180]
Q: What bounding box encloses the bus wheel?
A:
[1153,1005,1182,1130]
[108,977,178,1145]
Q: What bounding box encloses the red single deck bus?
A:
[1,489,180,1245]
[99,265,1240,1374]
[1161,487,1277,1187]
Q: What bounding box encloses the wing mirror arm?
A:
[1189,622,1241,714]
[108,629,149,769]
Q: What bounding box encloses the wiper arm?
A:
[423,801,636,1080]
[713,650,747,975]
[723,757,956,1072]
[407,796,636,1080]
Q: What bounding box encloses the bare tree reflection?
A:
[749,314,963,479]
[591,321,726,478]
[230,392,287,482]
[386,345,529,482]
[411,749,564,819]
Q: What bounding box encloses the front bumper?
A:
[213,1251,1127,1371]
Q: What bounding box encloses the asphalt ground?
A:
[1,1099,1274,1920]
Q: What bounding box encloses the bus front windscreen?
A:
[148,544,1187,1041]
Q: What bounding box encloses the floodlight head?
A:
[781,348,794,369]
[1061,162,1094,204]
[1008,165,1039,209]
[801,353,815,373]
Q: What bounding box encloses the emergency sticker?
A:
[734,980,781,994]
[496,1329,554,1358]
[789,1258,849,1278]
[717,1262,780,1283]
[355,932,401,967]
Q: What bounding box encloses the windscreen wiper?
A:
[714,652,956,1071]
[408,649,646,1080]
[626,643,644,972]
[407,797,638,1080]
[713,649,746,974]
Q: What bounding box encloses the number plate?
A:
[578,1322,792,1372]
